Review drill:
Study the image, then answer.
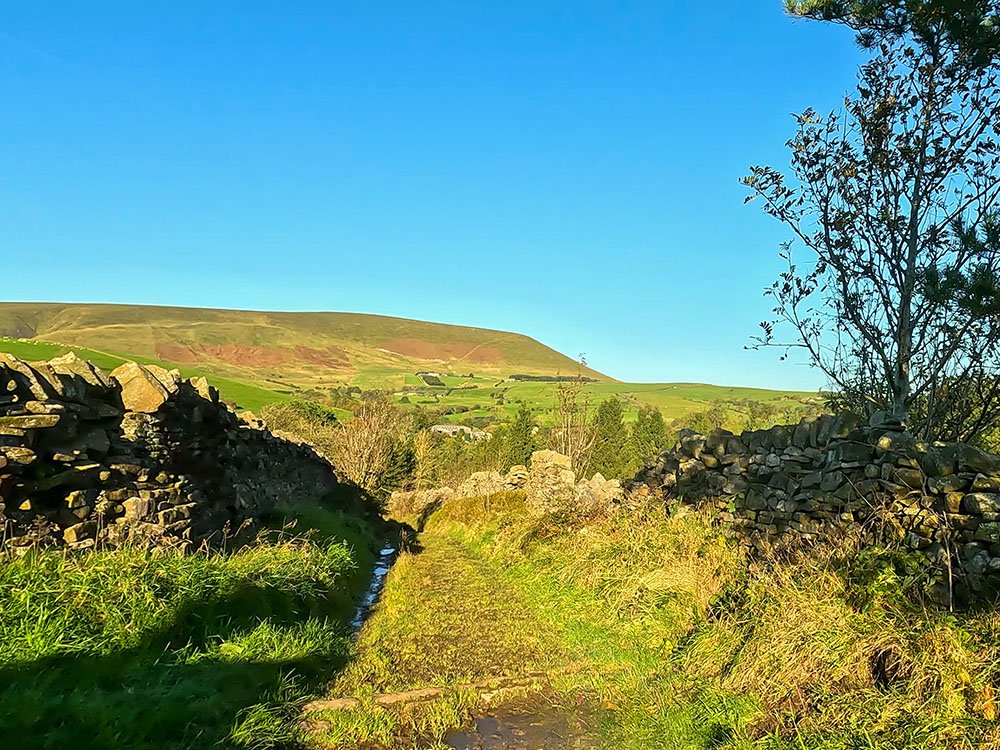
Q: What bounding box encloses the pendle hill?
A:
[0,302,814,422]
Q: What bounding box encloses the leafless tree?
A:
[412,429,436,489]
[329,394,410,493]
[551,367,597,475]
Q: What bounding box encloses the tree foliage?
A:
[590,397,629,478]
[630,405,669,462]
[502,403,536,470]
[745,1,1000,438]
[786,0,1000,65]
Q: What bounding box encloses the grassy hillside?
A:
[0,302,607,390]
[0,303,818,425]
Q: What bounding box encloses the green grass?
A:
[404,494,1000,749]
[394,378,818,426]
[0,497,380,749]
[305,511,579,749]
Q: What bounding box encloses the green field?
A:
[392,376,817,425]
[1,335,815,425]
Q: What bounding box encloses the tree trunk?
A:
[892,307,913,424]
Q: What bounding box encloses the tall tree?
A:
[503,403,536,470]
[745,0,1000,435]
[630,405,668,462]
[552,370,597,475]
[589,397,630,479]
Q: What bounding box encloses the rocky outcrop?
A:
[630,413,1000,603]
[0,353,341,552]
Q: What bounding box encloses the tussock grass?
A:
[309,690,480,750]
[0,502,378,749]
[426,494,1000,749]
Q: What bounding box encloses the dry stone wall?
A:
[630,412,1000,602]
[389,449,623,521]
[0,353,341,552]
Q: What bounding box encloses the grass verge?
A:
[0,497,379,750]
[423,493,1000,749]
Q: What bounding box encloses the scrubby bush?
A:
[260,400,341,458]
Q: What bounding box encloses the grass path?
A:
[303,531,596,749]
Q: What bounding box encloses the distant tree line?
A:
[507,374,599,383]
[267,373,827,501]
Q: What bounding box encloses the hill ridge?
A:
[0,302,610,390]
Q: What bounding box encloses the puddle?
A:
[445,711,599,750]
[350,541,398,633]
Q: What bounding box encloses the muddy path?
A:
[301,530,601,749]
[444,695,599,750]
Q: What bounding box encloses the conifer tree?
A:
[502,403,536,471]
[631,405,668,463]
[589,397,629,478]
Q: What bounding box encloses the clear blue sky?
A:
[1,1,862,389]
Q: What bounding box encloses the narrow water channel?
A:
[350,540,398,634]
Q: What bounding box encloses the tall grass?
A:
[0,502,378,749]
[427,494,1000,749]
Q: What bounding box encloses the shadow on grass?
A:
[0,574,353,749]
[0,493,417,750]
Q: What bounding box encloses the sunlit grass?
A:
[307,527,572,749]
[425,494,1000,749]
[0,500,378,749]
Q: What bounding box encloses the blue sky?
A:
[0,1,862,389]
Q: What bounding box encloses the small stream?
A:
[350,540,398,634]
